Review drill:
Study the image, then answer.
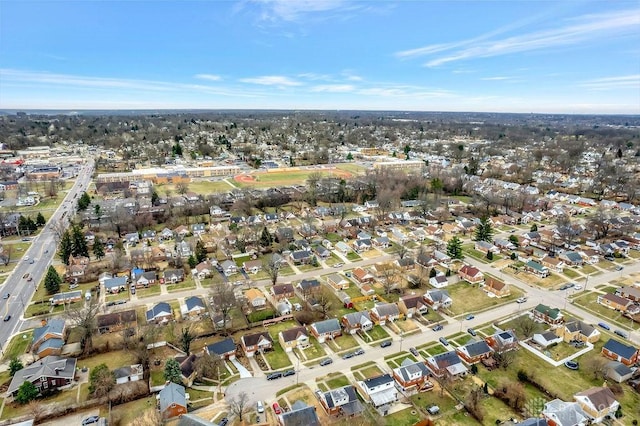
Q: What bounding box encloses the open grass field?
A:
[1,330,33,361]
[572,291,640,331]
[447,282,523,316]
[234,166,355,189]
[156,180,235,195]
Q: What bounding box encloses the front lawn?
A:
[365,325,390,342]
[1,330,33,361]
[331,334,360,352]
[447,282,523,316]
[359,365,383,379]
[166,279,197,293]
[136,286,162,298]
[346,252,361,261]
[298,338,326,361]
[326,373,350,390]
[573,291,640,331]
[264,342,293,370]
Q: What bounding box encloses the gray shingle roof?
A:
[8,356,77,395]
[159,382,186,413]
[312,318,341,334]
[206,338,236,356]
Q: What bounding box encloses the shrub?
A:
[517,370,529,382]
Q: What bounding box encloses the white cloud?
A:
[239,75,302,86]
[580,74,640,90]
[481,76,514,81]
[396,8,640,67]
[251,0,348,22]
[310,84,354,93]
[194,74,222,81]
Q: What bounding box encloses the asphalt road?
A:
[0,160,94,354]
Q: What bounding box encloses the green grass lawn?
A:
[166,279,197,293]
[332,333,360,352]
[107,396,157,425]
[264,342,293,370]
[77,350,138,371]
[573,291,640,331]
[384,407,422,426]
[563,268,580,279]
[298,338,326,360]
[2,330,33,361]
[136,285,162,298]
[581,264,600,274]
[447,282,523,316]
[247,308,276,323]
[342,284,363,299]
[359,365,383,379]
[150,369,165,387]
[346,252,362,261]
[425,345,448,356]
[325,373,350,390]
[364,325,390,342]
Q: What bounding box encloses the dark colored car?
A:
[439,337,449,346]
[467,328,477,336]
[2,293,9,299]
[465,314,475,320]
[598,322,611,331]
[614,330,628,339]
[319,358,333,366]
[218,418,229,426]
[409,347,419,357]
[380,340,392,348]
[282,369,295,377]
[342,352,355,360]
[432,324,443,332]
[81,416,100,425]
[267,372,282,380]
[3,315,11,322]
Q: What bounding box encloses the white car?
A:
[573,285,583,290]
[516,297,528,304]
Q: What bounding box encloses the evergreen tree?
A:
[151,190,159,206]
[44,265,62,294]
[346,152,353,161]
[93,238,105,260]
[59,230,73,265]
[530,223,538,232]
[259,227,273,248]
[15,381,39,404]
[88,363,115,397]
[9,358,23,376]
[474,217,494,242]
[164,358,183,385]
[429,268,437,278]
[77,192,91,211]
[35,212,46,227]
[195,240,207,263]
[187,254,197,269]
[508,235,519,247]
[71,224,89,257]
[446,236,464,260]
[486,251,494,261]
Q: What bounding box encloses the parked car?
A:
[570,339,585,348]
[516,297,527,304]
[467,328,477,336]
[218,417,229,426]
[432,324,443,332]
[334,263,344,268]
[615,266,624,271]
[409,347,419,357]
[81,416,100,426]
[256,400,264,413]
[354,348,365,356]
[564,360,579,370]
[342,352,355,360]
[598,322,611,330]
[282,369,295,377]
[614,330,628,339]
[272,402,282,415]
[573,284,582,290]
[319,358,333,366]
[380,340,392,348]
[439,337,449,346]
[267,372,282,380]
[465,314,475,320]
[427,405,440,415]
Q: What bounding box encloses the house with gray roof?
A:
[356,373,398,415]
[423,289,452,310]
[50,290,82,306]
[205,338,236,360]
[317,385,364,417]
[278,400,320,426]
[392,359,433,393]
[104,276,128,294]
[146,302,173,323]
[163,269,185,283]
[341,311,373,334]
[310,318,341,343]
[32,318,66,359]
[426,351,468,378]
[114,364,143,385]
[158,382,187,419]
[605,361,634,383]
[369,303,400,325]
[8,356,77,397]
[456,340,493,364]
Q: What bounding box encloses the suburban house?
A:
[32,319,66,359]
[50,291,82,306]
[326,274,350,291]
[356,374,398,416]
[297,279,321,297]
[352,267,375,284]
[7,356,77,398]
[398,294,429,318]
[458,265,484,284]
[104,276,128,294]
[429,274,449,289]
[97,309,137,334]
[245,288,267,310]
[474,240,499,255]
[533,304,564,325]
[132,271,157,288]
[192,262,212,280]
[483,276,510,298]
[163,269,185,284]
[220,260,238,276]
[369,303,400,325]
[485,330,519,353]
[114,364,144,385]
[456,340,493,364]
[524,260,550,278]
[271,283,295,300]
[279,326,310,352]
[316,385,364,417]
[241,331,273,357]
[392,359,433,393]
[176,354,197,387]
[556,320,601,343]
[278,400,321,426]
[146,302,174,324]
[533,331,564,348]
[616,286,640,302]
[310,318,342,343]
[542,399,589,426]
[290,250,313,264]
[559,251,584,267]
[341,311,373,334]
[423,289,452,310]
[205,338,237,360]
[573,387,619,423]
[243,260,263,274]
[181,296,207,319]
[426,351,468,378]
[158,382,188,420]
[601,338,639,366]
[541,256,565,273]
[597,293,633,312]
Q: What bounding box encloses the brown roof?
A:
[272,283,294,295]
[485,276,507,291]
[280,326,308,342]
[459,265,481,277]
[400,294,425,309]
[353,267,371,281]
[600,293,632,306]
[242,331,273,347]
[575,387,617,410]
[97,309,137,328]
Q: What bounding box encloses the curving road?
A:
[0,159,94,355]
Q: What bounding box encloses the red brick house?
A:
[240,332,273,357]
[483,277,510,298]
[485,330,519,353]
[271,283,295,301]
[456,340,493,364]
[158,382,188,419]
[392,360,433,393]
[7,356,77,398]
[352,267,375,285]
[458,265,484,284]
[601,338,639,366]
[597,293,633,312]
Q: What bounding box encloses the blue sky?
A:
[1,1,639,113]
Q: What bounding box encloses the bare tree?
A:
[514,315,540,339]
[210,276,237,334]
[263,254,280,286]
[65,297,100,355]
[588,206,613,240]
[314,288,333,319]
[379,266,399,295]
[584,357,609,381]
[176,182,189,195]
[228,391,251,422]
[494,350,516,370]
[555,214,577,248]
[26,400,45,421]
[395,243,409,260]
[130,409,162,426]
[194,353,224,381]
